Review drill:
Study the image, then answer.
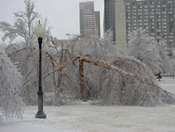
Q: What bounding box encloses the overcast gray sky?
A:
[0,0,104,42]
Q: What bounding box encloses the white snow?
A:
[1,77,175,132]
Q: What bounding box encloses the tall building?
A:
[104,0,126,48]
[104,0,175,49]
[79,1,100,36]
[104,0,115,42]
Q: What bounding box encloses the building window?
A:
[138,5,142,8]
[150,1,154,4]
[157,25,160,28]
[163,29,167,32]
[127,6,130,9]
[162,8,166,11]
[163,15,166,18]
[156,8,160,12]
[132,2,136,5]
[157,15,160,18]
[150,19,154,22]
[126,3,130,5]
[151,29,154,33]
[163,35,167,38]
[169,4,172,7]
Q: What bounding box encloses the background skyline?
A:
[0,0,104,43]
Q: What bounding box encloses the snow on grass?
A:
[0,77,175,132]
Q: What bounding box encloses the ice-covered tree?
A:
[0,0,37,45]
[157,39,174,74]
[0,0,53,105]
[46,32,175,106]
[0,46,24,123]
[125,28,162,74]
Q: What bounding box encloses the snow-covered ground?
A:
[1,77,175,132]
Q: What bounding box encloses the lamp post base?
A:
[35,111,46,119]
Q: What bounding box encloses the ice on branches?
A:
[55,34,175,106]
[0,47,24,122]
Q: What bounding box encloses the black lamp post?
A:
[35,21,46,119]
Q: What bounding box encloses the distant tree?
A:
[125,28,162,74]
[0,0,38,45]
[157,39,174,74]
[0,46,24,123]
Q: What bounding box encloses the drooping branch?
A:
[23,55,172,99]
[82,58,172,96]
[9,46,60,67]
[23,56,80,92]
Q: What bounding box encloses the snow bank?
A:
[1,105,175,132]
[0,78,175,132]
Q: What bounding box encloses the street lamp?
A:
[35,21,46,119]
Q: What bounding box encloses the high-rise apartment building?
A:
[79,1,100,36]
[104,0,175,49]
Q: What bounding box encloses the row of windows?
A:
[127,8,173,12]
[126,1,173,6]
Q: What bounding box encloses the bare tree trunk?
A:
[79,56,84,99]
[57,41,64,88]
